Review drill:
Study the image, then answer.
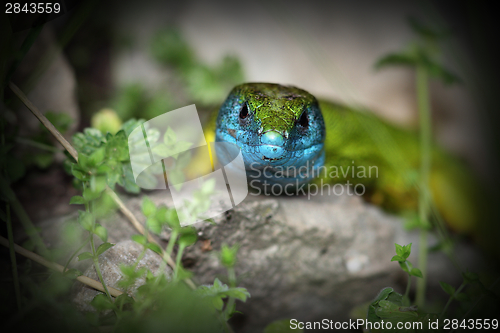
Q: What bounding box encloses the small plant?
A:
[391,243,423,305]
[375,16,461,309]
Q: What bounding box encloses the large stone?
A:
[72,239,171,312]
[35,188,484,331]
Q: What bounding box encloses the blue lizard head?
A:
[215,83,325,189]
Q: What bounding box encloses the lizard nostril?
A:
[261,131,284,146]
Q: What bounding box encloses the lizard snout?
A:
[258,130,286,160]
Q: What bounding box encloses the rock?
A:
[72,240,171,312]
[182,191,405,332]
[34,188,485,331]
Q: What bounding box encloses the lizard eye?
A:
[298,111,309,128]
[239,103,249,119]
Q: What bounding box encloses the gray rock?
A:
[35,188,484,332]
[182,191,405,332]
[72,239,171,312]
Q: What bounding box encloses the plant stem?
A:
[90,232,112,301]
[62,235,90,273]
[224,267,237,322]
[415,65,432,309]
[441,283,465,319]
[174,244,186,281]
[165,229,179,262]
[404,262,412,305]
[155,229,179,285]
[6,203,22,310]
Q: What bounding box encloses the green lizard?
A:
[200,82,480,234]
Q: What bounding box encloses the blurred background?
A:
[2,0,500,331]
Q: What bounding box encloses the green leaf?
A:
[141,196,156,217]
[121,118,144,136]
[178,227,197,247]
[375,300,419,320]
[120,264,136,277]
[71,164,88,181]
[375,53,417,70]
[131,234,147,246]
[403,243,412,258]
[94,225,108,242]
[121,164,140,193]
[212,296,224,311]
[155,206,168,224]
[225,287,251,302]
[391,255,404,262]
[147,242,162,255]
[63,268,82,279]
[201,178,216,194]
[420,54,461,85]
[77,252,94,261]
[399,260,413,274]
[220,244,239,268]
[78,211,94,231]
[115,293,134,308]
[264,319,301,333]
[163,127,177,145]
[89,147,106,167]
[175,141,193,153]
[395,243,404,256]
[70,195,86,205]
[372,287,395,305]
[411,268,423,278]
[78,152,91,171]
[439,281,455,296]
[90,294,116,311]
[146,217,161,235]
[96,242,114,256]
[222,302,238,321]
[152,144,172,157]
[462,271,479,284]
[106,130,129,162]
[197,278,248,307]
[90,175,107,193]
[165,208,180,230]
[83,186,102,201]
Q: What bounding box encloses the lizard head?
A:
[215,83,325,187]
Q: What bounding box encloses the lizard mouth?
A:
[262,156,282,161]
